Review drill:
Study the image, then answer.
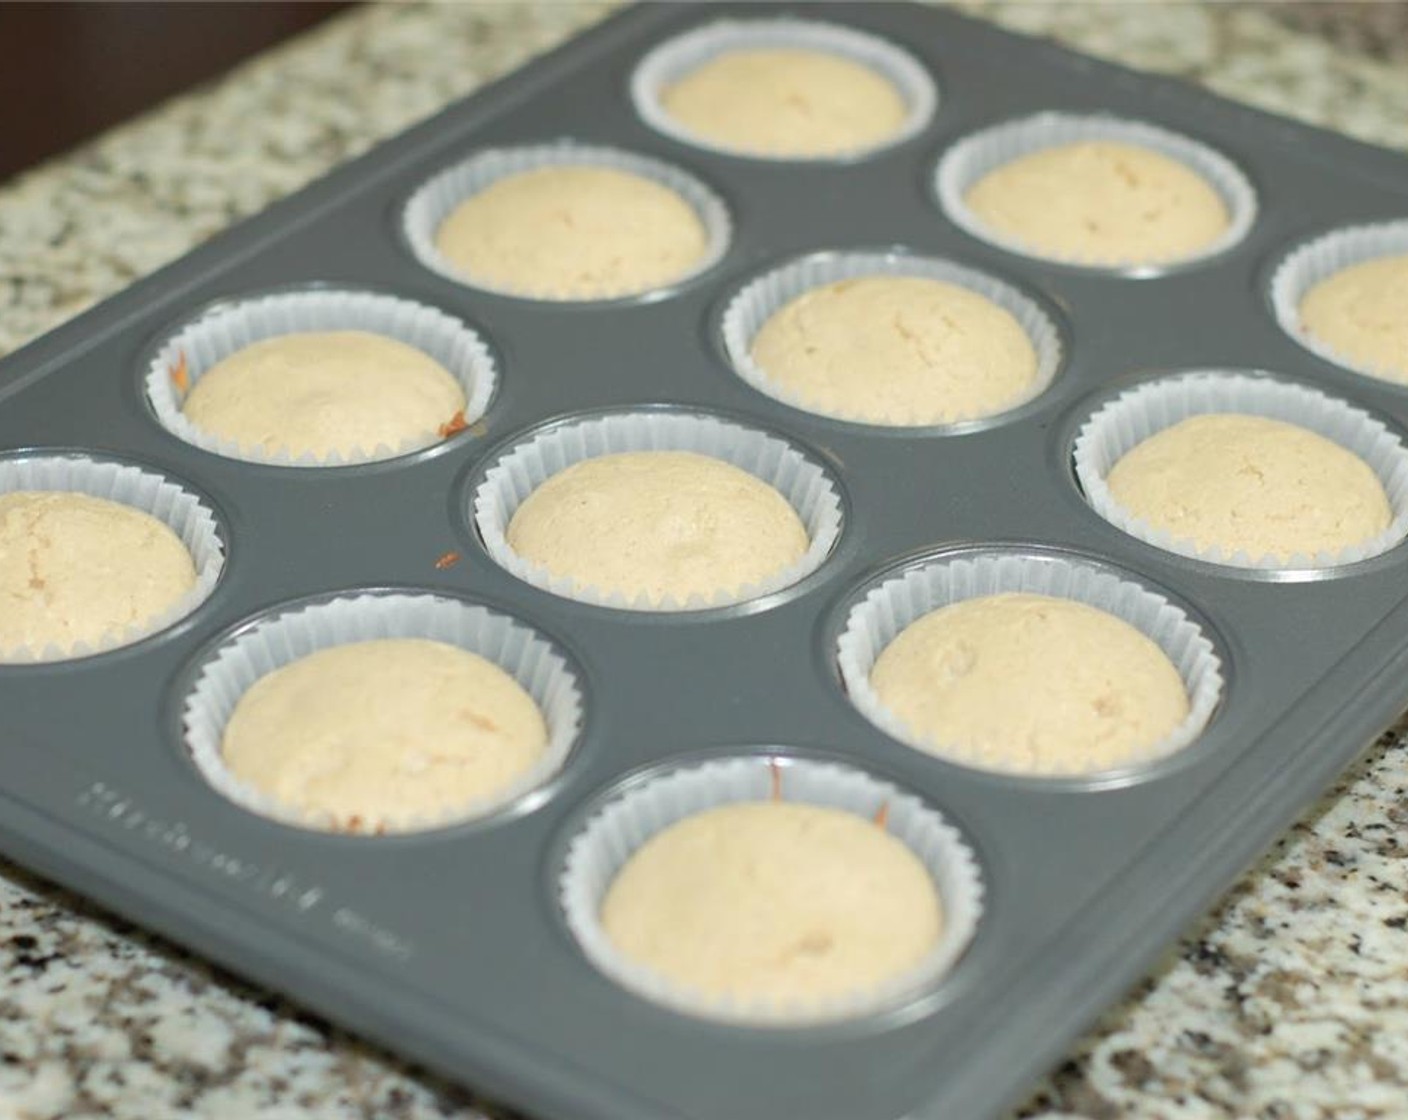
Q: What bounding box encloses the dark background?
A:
[0,2,355,184]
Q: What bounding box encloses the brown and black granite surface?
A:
[2,4,1407,1118]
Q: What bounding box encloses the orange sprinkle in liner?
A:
[767,759,888,829]
[434,551,462,570]
[438,409,468,438]
[170,350,189,395]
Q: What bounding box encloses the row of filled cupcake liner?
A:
[80,568,1193,1024]
[147,211,1408,470]
[36,548,1222,1023]
[164,539,1227,1025]
[401,130,1394,293]
[573,13,1246,276]
[9,367,1408,662]
[410,123,1251,293]
[167,550,1216,824]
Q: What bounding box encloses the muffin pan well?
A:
[3,5,1408,1119]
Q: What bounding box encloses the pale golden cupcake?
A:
[221,638,548,832]
[506,450,808,603]
[0,491,196,654]
[602,800,942,1002]
[182,331,465,459]
[871,593,1189,773]
[660,47,907,157]
[1106,414,1392,561]
[964,140,1229,265]
[750,275,1038,423]
[1299,254,1408,382]
[434,166,708,298]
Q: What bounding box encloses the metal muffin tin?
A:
[3,4,1408,1117]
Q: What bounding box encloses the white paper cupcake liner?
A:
[0,454,225,664]
[402,142,731,301]
[630,18,937,162]
[560,754,983,1025]
[836,550,1224,777]
[720,251,1064,426]
[145,288,497,468]
[935,112,1257,273]
[1073,371,1408,570]
[182,592,583,834]
[472,410,843,611]
[1269,221,1408,385]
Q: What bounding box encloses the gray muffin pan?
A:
[3,4,1408,1118]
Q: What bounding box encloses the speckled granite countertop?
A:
[2,4,1408,1118]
